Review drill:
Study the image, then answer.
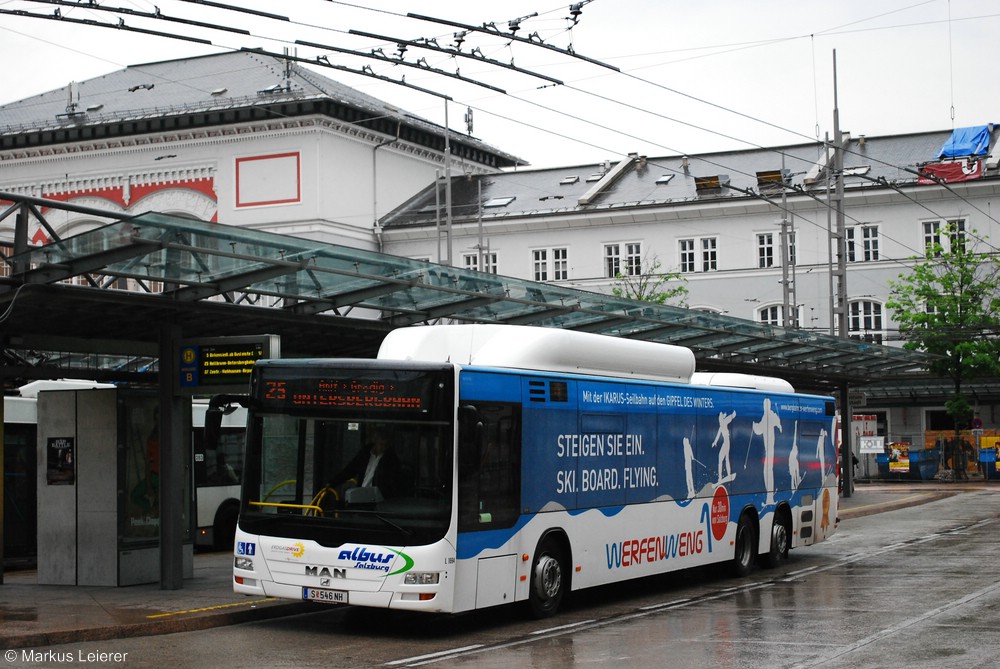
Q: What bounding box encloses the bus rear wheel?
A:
[761,509,790,568]
[528,539,566,618]
[731,512,757,577]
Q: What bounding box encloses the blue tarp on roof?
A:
[936,125,991,158]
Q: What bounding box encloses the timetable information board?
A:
[178,335,279,394]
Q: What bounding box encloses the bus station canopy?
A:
[1,193,934,393]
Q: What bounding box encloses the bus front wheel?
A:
[528,538,566,618]
[731,512,757,577]
[214,500,240,551]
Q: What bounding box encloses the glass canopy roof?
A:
[9,208,934,387]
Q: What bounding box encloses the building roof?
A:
[381,127,1000,227]
[0,50,522,168]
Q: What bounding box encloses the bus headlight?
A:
[234,556,255,571]
[403,572,440,585]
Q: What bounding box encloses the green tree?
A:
[611,253,688,307]
[887,222,1000,436]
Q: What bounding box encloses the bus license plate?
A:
[303,587,348,604]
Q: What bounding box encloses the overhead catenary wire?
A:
[329,3,1000,252]
[3,0,978,192]
[20,0,255,35]
[0,8,957,269]
[4,0,998,262]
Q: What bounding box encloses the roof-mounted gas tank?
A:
[377,324,696,384]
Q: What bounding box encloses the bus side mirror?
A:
[205,405,224,448]
[205,394,250,449]
[459,405,485,437]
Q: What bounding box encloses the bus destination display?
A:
[262,377,424,411]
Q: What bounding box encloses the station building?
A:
[378,125,1000,455]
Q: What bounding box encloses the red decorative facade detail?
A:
[8,178,218,246]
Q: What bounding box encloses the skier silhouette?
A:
[752,398,782,505]
[711,409,737,483]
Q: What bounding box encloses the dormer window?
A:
[483,196,516,208]
[694,175,729,193]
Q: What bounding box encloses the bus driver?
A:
[329,426,402,500]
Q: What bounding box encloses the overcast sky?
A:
[1,0,996,168]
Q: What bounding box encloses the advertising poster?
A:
[888,442,911,473]
[122,395,161,542]
[46,436,75,485]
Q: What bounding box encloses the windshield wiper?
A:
[335,508,413,537]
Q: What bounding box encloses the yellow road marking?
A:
[146,598,279,619]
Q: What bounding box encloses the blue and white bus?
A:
[228,325,838,617]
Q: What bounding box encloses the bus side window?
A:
[458,403,521,532]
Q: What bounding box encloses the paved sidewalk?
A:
[0,481,992,650]
[836,480,977,520]
[0,551,312,650]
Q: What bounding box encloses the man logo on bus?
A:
[306,565,346,579]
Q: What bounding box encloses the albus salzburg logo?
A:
[337,546,414,575]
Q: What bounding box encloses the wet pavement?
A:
[0,481,990,650]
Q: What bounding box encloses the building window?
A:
[757,233,774,268]
[757,230,794,268]
[625,243,642,276]
[680,238,717,273]
[758,305,781,325]
[532,249,548,281]
[679,239,695,273]
[861,224,880,261]
[701,237,718,271]
[846,224,880,262]
[0,244,11,279]
[531,248,566,282]
[604,244,620,278]
[924,218,966,255]
[949,219,967,253]
[605,243,641,277]
[923,220,941,254]
[464,252,498,274]
[783,230,797,266]
[849,300,884,344]
[606,242,643,277]
[483,196,516,208]
[758,304,801,328]
[552,248,568,281]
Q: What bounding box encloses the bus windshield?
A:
[238,361,455,548]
